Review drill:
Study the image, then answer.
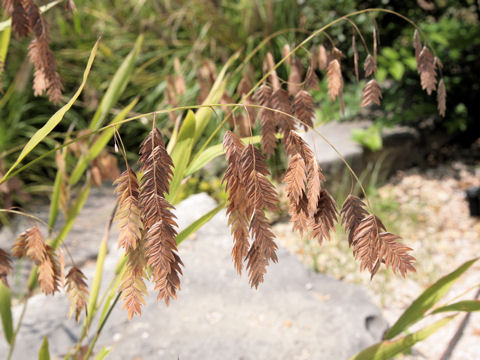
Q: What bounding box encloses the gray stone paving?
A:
[0,193,387,360]
[0,120,427,359]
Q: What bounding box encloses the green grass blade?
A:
[0,26,11,73]
[185,134,262,176]
[176,203,225,245]
[0,283,13,344]
[432,300,480,314]
[50,184,91,250]
[1,39,100,184]
[192,52,239,144]
[38,336,51,360]
[89,36,143,131]
[350,316,455,360]
[167,110,196,204]
[94,346,112,360]
[69,97,139,186]
[385,258,478,339]
[48,169,63,231]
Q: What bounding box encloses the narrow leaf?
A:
[1,39,100,184]
[38,336,51,360]
[350,316,455,360]
[50,184,91,249]
[0,283,13,344]
[69,97,138,186]
[89,35,143,130]
[167,110,196,203]
[385,258,478,339]
[432,300,480,314]
[176,203,224,245]
[48,169,63,230]
[94,346,112,360]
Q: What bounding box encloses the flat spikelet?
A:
[379,233,416,277]
[305,64,319,91]
[240,144,279,288]
[413,29,422,63]
[283,154,306,205]
[306,160,323,216]
[260,106,277,157]
[352,35,359,81]
[263,52,281,91]
[246,209,278,288]
[0,249,12,287]
[318,44,328,70]
[288,59,302,96]
[340,194,369,246]
[326,59,343,101]
[364,54,377,77]
[113,169,143,251]
[290,193,310,236]
[139,127,182,305]
[27,3,63,103]
[120,246,147,319]
[437,78,446,117]
[361,79,382,107]
[240,145,278,212]
[223,131,251,273]
[418,46,437,95]
[351,214,386,276]
[255,84,273,107]
[255,85,277,157]
[293,90,315,130]
[11,0,30,38]
[283,131,314,164]
[38,245,61,295]
[272,88,295,134]
[283,131,323,236]
[12,225,60,293]
[310,190,338,244]
[65,267,89,322]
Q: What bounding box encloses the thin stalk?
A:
[6,298,28,360]
[83,292,122,360]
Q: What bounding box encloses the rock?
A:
[0,193,387,360]
[302,121,422,182]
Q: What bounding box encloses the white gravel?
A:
[275,161,480,360]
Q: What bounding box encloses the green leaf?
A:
[94,346,112,360]
[382,47,399,60]
[1,39,100,184]
[186,134,262,176]
[38,336,51,360]
[350,316,455,360]
[389,61,405,81]
[0,0,61,31]
[385,258,478,339]
[0,27,11,67]
[376,68,388,83]
[167,110,197,204]
[432,300,480,314]
[0,283,13,344]
[69,97,139,186]
[176,203,225,245]
[48,168,63,231]
[89,35,143,130]
[351,125,383,151]
[192,52,239,144]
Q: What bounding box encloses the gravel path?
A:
[275,161,480,359]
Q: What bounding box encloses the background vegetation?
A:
[1,0,478,206]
